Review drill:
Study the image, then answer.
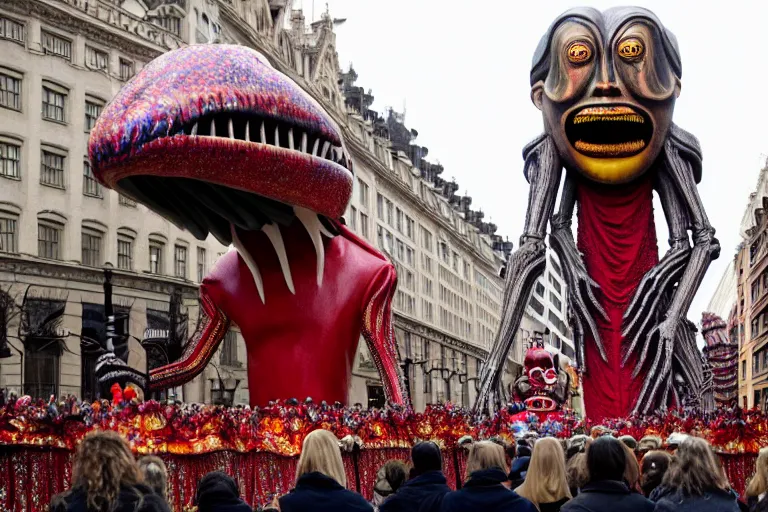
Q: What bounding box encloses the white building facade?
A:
[0,0,548,410]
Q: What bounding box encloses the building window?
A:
[81,230,102,267]
[0,70,21,111]
[85,45,109,71]
[548,273,562,294]
[82,160,102,197]
[119,58,134,81]
[348,206,357,231]
[40,148,66,188]
[24,341,60,399]
[117,237,133,270]
[220,330,238,366]
[41,30,72,61]
[42,84,66,122]
[197,247,206,282]
[535,281,545,297]
[0,212,18,253]
[119,194,137,207]
[359,213,369,238]
[153,15,182,35]
[529,296,545,316]
[0,16,24,43]
[38,221,62,259]
[406,216,414,239]
[422,254,433,274]
[85,99,103,131]
[386,199,393,226]
[743,360,747,380]
[357,178,369,208]
[377,193,384,218]
[174,245,187,278]
[550,291,563,311]
[0,138,21,179]
[149,242,164,274]
[396,208,404,232]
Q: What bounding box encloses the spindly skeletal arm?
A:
[148,288,230,391]
[630,136,720,413]
[473,135,561,414]
[549,173,608,371]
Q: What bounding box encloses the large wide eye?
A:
[618,38,644,61]
[567,41,592,65]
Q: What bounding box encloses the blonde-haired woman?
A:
[654,436,739,512]
[441,441,536,512]
[278,429,372,512]
[748,448,768,511]
[49,430,169,512]
[515,437,571,511]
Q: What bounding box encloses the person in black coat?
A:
[561,436,654,512]
[441,441,537,512]
[651,437,740,512]
[193,472,253,512]
[278,429,372,512]
[379,441,451,512]
[49,431,170,512]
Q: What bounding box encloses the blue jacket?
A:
[561,480,654,512]
[379,471,451,512]
[653,487,740,512]
[278,472,372,512]
[440,468,537,512]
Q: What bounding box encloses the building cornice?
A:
[2,0,181,61]
[0,254,199,298]
[394,314,489,359]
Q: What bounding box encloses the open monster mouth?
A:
[565,105,653,158]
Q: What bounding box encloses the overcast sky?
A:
[300,0,768,329]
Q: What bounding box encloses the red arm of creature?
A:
[337,223,407,406]
[148,286,230,391]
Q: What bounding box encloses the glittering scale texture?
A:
[89,44,340,164]
[88,44,352,220]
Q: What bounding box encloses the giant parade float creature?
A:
[0,8,752,512]
[702,312,739,407]
[475,6,719,420]
[87,44,406,408]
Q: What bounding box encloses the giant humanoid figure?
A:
[475,7,718,419]
[89,45,406,406]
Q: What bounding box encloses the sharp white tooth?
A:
[230,224,265,304]
[312,139,320,156]
[262,223,295,294]
[228,118,234,139]
[288,128,294,149]
[190,122,198,136]
[245,121,250,142]
[274,126,280,147]
[335,147,343,162]
[294,207,326,287]
[321,141,330,159]
[211,119,216,137]
[301,132,307,153]
[260,121,266,143]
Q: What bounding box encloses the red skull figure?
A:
[514,346,568,412]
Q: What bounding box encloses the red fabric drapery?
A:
[576,174,659,421]
[0,447,466,512]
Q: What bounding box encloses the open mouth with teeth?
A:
[88,44,356,303]
[565,105,653,158]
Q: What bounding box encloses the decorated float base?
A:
[0,398,765,511]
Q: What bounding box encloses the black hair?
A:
[587,436,627,482]
[411,441,442,476]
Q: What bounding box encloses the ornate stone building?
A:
[0,0,552,410]
[735,162,768,410]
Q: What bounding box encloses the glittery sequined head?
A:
[88,44,353,241]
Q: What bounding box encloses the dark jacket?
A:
[194,471,252,512]
[653,487,740,512]
[441,468,537,512]
[509,457,531,489]
[561,480,654,512]
[379,471,451,512]
[539,497,570,512]
[278,472,372,512]
[49,484,170,512]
